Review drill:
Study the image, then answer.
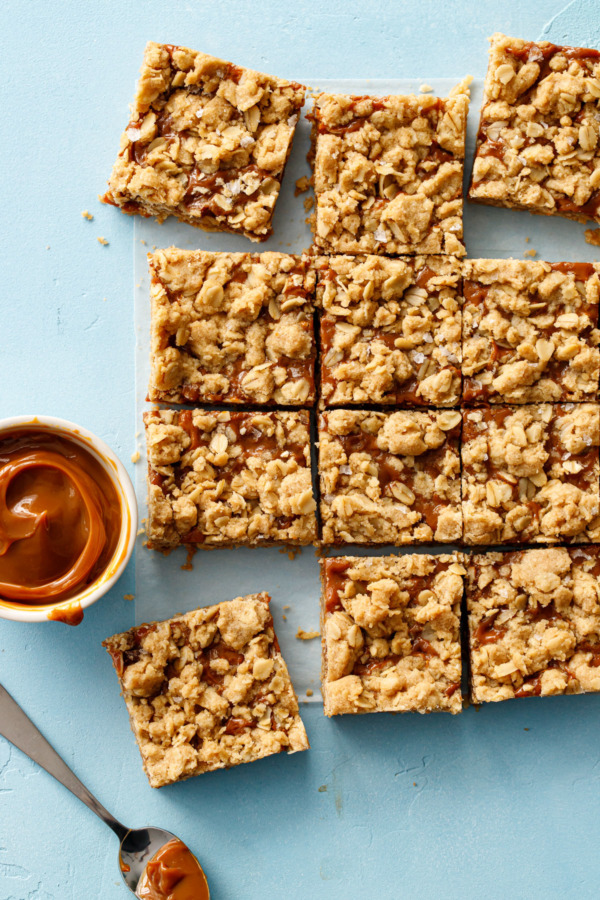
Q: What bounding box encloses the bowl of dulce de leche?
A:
[0,416,137,625]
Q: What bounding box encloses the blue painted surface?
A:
[1,1,599,898]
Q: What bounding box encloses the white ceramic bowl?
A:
[0,415,137,624]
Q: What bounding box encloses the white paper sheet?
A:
[133,77,599,702]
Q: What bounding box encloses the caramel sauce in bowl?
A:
[0,416,137,624]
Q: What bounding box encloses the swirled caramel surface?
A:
[0,429,121,606]
[137,839,209,900]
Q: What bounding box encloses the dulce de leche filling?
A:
[0,429,121,605]
[136,839,209,900]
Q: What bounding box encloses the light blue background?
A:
[1,1,600,898]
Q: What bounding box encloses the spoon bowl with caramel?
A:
[0,680,210,899]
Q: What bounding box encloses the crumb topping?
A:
[319,409,462,545]
[463,259,600,403]
[469,33,600,224]
[310,80,470,256]
[148,247,315,406]
[144,409,317,549]
[320,554,464,714]
[103,593,309,787]
[103,42,305,240]
[316,254,461,406]
[462,404,600,545]
[467,548,600,702]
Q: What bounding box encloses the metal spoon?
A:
[0,681,209,897]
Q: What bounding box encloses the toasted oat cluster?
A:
[148,248,316,406]
[144,409,317,550]
[463,259,600,404]
[310,80,470,256]
[102,42,305,241]
[103,594,309,787]
[467,548,600,702]
[316,255,462,407]
[462,404,600,545]
[318,409,462,545]
[469,33,600,224]
[320,555,464,715]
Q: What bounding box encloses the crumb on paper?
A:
[82,210,93,220]
[420,84,433,93]
[181,547,196,571]
[585,228,600,246]
[524,727,530,731]
[525,236,530,243]
[295,175,311,196]
[131,450,141,463]
[123,594,134,601]
[523,248,537,257]
[46,245,50,250]
[135,431,141,438]
[140,239,146,245]
[303,196,314,212]
[282,615,287,621]
[283,605,291,610]
[137,527,146,537]
[97,236,109,245]
[296,628,320,640]
[306,688,314,697]
[102,297,107,302]
[318,784,327,793]
[279,546,301,561]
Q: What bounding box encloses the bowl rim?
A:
[0,415,138,623]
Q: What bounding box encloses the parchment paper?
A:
[133,77,598,701]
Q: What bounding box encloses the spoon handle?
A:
[0,682,128,840]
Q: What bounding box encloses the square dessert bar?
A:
[466,548,600,702]
[463,259,600,404]
[320,554,464,715]
[469,33,600,225]
[316,255,462,407]
[318,409,462,545]
[103,593,309,787]
[144,409,317,550]
[462,403,600,545]
[148,248,316,406]
[310,80,470,256]
[102,42,305,241]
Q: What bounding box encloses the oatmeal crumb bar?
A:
[148,248,316,406]
[462,403,600,545]
[103,593,309,787]
[467,548,600,702]
[320,554,464,715]
[469,33,600,225]
[318,409,462,545]
[102,42,305,241]
[144,409,317,550]
[310,79,470,256]
[463,259,600,404]
[316,255,462,407]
